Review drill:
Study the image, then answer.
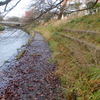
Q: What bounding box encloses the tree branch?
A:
[3,0,21,17]
[0,0,11,6]
[32,0,64,21]
[67,0,98,13]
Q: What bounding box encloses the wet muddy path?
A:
[0,32,63,100]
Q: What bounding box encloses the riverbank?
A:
[0,24,5,31]
[0,32,64,99]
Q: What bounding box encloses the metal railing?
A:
[64,7,100,18]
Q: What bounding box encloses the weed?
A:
[23,28,30,35]
[74,19,83,23]
[32,53,41,56]
[17,48,20,50]
[4,60,8,63]
[26,32,34,46]
[60,76,66,86]
[70,20,75,23]
[17,49,26,60]
[22,45,26,47]
[98,19,100,22]
[48,58,56,64]
[86,25,90,29]
[49,40,59,52]
[54,27,62,32]
[96,36,100,43]
[79,17,85,21]
[84,20,93,24]
[69,18,85,24]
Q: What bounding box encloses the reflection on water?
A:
[0,26,30,66]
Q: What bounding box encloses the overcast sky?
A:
[6,0,32,17]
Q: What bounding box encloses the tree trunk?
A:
[58,12,63,20]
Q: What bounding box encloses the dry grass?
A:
[52,34,100,100]
[33,12,100,100]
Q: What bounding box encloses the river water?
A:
[0,26,30,66]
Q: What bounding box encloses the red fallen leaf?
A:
[14,94,18,96]
[50,91,52,94]
[6,91,14,94]
[40,94,44,97]
[22,71,28,74]
[33,98,38,100]
[28,85,34,91]
[15,66,19,67]
[1,98,5,100]
[33,79,39,82]
[28,87,34,91]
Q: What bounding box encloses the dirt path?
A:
[0,32,63,100]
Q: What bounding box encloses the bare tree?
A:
[23,8,40,24]
[0,0,98,22]
[0,0,21,16]
[27,0,98,21]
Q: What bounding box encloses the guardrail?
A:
[65,7,100,18]
[91,7,100,13]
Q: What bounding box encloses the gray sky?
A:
[6,0,32,17]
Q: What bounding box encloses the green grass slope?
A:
[34,12,100,100]
[0,24,5,31]
[64,13,100,31]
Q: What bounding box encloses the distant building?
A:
[61,0,86,12]
[62,0,100,11]
[67,0,100,10]
[60,0,100,19]
[67,0,83,11]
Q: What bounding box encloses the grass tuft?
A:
[17,49,26,60]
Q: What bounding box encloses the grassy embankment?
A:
[33,12,100,100]
[0,24,5,31]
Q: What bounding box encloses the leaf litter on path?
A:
[0,33,64,100]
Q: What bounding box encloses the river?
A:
[0,26,30,66]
